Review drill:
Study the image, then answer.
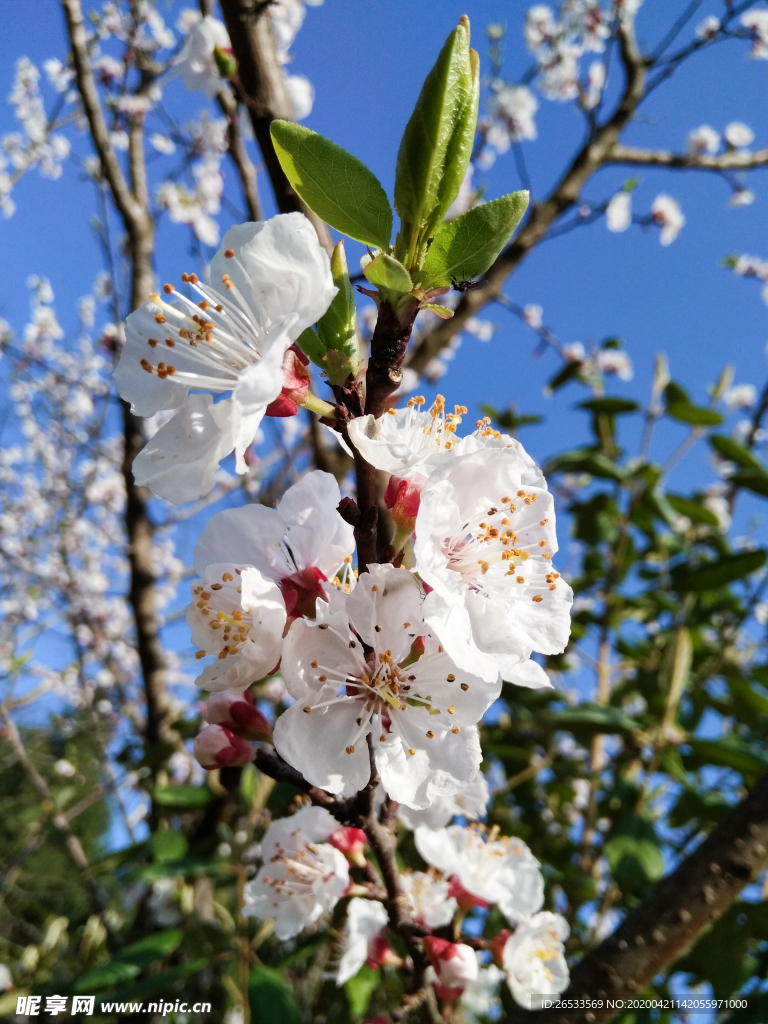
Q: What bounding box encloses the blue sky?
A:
[3,0,768,498]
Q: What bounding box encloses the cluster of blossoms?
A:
[240,800,570,1009]
[113,208,574,1008]
[1,57,71,217]
[605,190,686,246]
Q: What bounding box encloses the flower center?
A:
[442,490,561,598]
[192,568,253,662]
[136,265,280,389]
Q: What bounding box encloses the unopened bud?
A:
[213,45,238,81]
[265,346,310,418]
[423,937,478,997]
[204,689,273,742]
[490,929,512,967]
[329,826,367,867]
[193,723,253,770]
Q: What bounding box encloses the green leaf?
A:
[394,17,479,262]
[664,381,723,426]
[709,434,764,470]
[344,965,380,1021]
[133,856,226,881]
[249,966,302,1024]
[665,493,719,527]
[687,735,768,775]
[116,929,184,969]
[419,191,528,286]
[578,397,640,415]
[152,785,212,808]
[420,303,454,318]
[544,703,640,735]
[149,831,188,863]
[315,240,360,385]
[730,468,768,498]
[604,815,664,889]
[97,958,209,1003]
[270,121,392,248]
[546,448,625,481]
[75,962,141,993]
[547,361,584,394]
[670,549,766,591]
[363,253,413,294]
[480,403,542,431]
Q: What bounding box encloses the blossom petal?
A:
[273,698,371,796]
[210,213,336,346]
[132,394,239,504]
[347,563,424,659]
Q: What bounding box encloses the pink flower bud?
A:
[490,928,512,967]
[329,826,367,867]
[265,346,310,417]
[384,474,424,529]
[203,689,273,742]
[423,937,478,993]
[366,934,402,970]
[193,724,253,770]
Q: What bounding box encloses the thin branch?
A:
[217,85,263,221]
[219,0,333,253]
[606,143,768,172]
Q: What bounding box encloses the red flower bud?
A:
[193,724,253,770]
[204,689,273,742]
[265,346,310,417]
[490,928,512,967]
[329,826,367,867]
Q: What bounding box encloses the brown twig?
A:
[62,0,174,748]
[606,143,768,172]
[219,0,333,253]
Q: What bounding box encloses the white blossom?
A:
[415,824,544,924]
[461,959,505,1023]
[415,445,571,685]
[336,897,389,985]
[651,194,685,245]
[596,348,633,380]
[488,86,538,145]
[192,470,354,619]
[285,74,315,121]
[687,124,720,155]
[583,60,605,110]
[400,871,457,928]
[175,16,232,97]
[243,804,349,940]
[724,121,755,148]
[187,563,286,692]
[730,188,756,208]
[695,15,720,41]
[398,772,489,830]
[114,214,336,503]
[503,912,570,1009]
[724,383,757,409]
[274,563,497,806]
[606,191,631,232]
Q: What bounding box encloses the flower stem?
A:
[300,392,337,418]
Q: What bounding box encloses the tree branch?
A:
[219,0,333,253]
[503,768,768,1024]
[62,0,173,748]
[406,13,647,377]
[606,143,768,171]
[217,85,263,221]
